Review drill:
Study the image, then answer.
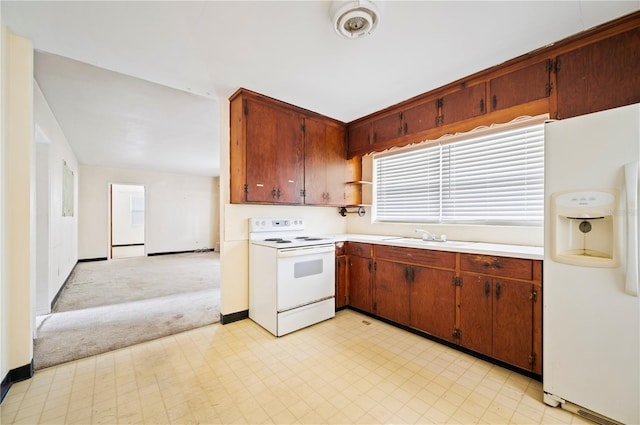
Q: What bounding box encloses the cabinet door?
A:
[492,278,534,371]
[458,274,493,356]
[440,83,486,125]
[556,27,640,119]
[410,267,456,342]
[373,260,411,325]
[245,99,304,203]
[403,99,439,136]
[304,118,346,205]
[490,60,550,111]
[348,256,373,312]
[347,121,371,156]
[335,255,348,309]
[372,112,403,145]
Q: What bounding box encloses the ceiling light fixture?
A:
[330,0,381,39]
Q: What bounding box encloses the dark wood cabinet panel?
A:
[373,260,411,325]
[403,99,439,136]
[347,121,371,154]
[492,278,535,371]
[348,255,373,312]
[458,274,493,356]
[490,60,551,111]
[441,83,486,125]
[335,252,348,309]
[347,242,372,258]
[556,27,640,119]
[245,98,304,204]
[410,267,456,342]
[304,118,345,205]
[376,245,456,269]
[460,254,533,280]
[372,112,403,145]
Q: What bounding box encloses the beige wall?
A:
[34,81,79,315]
[78,165,217,259]
[2,29,35,374]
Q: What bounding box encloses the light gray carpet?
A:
[34,251,220,370]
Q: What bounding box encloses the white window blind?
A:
[374,123,544,225]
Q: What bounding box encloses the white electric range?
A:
[248,218,336,336]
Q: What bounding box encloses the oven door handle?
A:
[277,245,335,258]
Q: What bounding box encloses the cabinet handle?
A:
[368,260,372,272]
[277,188,281,199]
[404,122,408,134]
[495,282,502,300]
[480,98,485,114]
[484,281,490,298]
[272,188,277,199]
[492,95,497,110]
[403,266,409,282]
[410,267,415,283]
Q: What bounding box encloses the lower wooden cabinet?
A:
[344,242,542,376]
[335,242,347,309]
[347,243,373,313]
[372,259,411,325]
[410,266,457,343]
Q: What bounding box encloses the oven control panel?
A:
[250,217,305,232]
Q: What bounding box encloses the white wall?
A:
[33,81,79,315]
[78,165,217,259]
[2,29,35,374]
[218,99,347,316]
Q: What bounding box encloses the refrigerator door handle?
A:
[624,161,639,296]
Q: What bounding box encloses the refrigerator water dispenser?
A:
[550,190,619,267]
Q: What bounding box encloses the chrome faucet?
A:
[415,229,447,242]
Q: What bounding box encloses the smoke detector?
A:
[331,0,381,39]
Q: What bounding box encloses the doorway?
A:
[110,183,145,259]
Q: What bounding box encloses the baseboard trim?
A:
[78,257,108,262]
[220,310,248,325]
[51,262,78,311]
[148,249,215,257]
[1,360,34,404]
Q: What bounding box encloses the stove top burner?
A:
[264,238,292,243]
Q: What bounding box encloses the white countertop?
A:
[329,233,543,260]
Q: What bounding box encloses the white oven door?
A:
[276,244,335,311]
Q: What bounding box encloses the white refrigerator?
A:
[544,103,640,425]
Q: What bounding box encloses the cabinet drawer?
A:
[335,241,346,256]
[460,254,532,280]
[347,242,372,258]
[376,245,456,269]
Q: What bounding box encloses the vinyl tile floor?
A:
[1,310,587,424]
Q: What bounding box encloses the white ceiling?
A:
[2,1,639,177]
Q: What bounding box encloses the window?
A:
[130,194,145,227]
[374,121,544,225]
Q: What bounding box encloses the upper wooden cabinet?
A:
[346,13,640,158]
[372,112,403,145]
[347,120,371,154]
[440,82,486,125]
[304,117,346,206]
[489,60,551,112]
[230,89,346,205]
[555,26,640,119]
[402,98,439,136]
[244,97,304,204]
